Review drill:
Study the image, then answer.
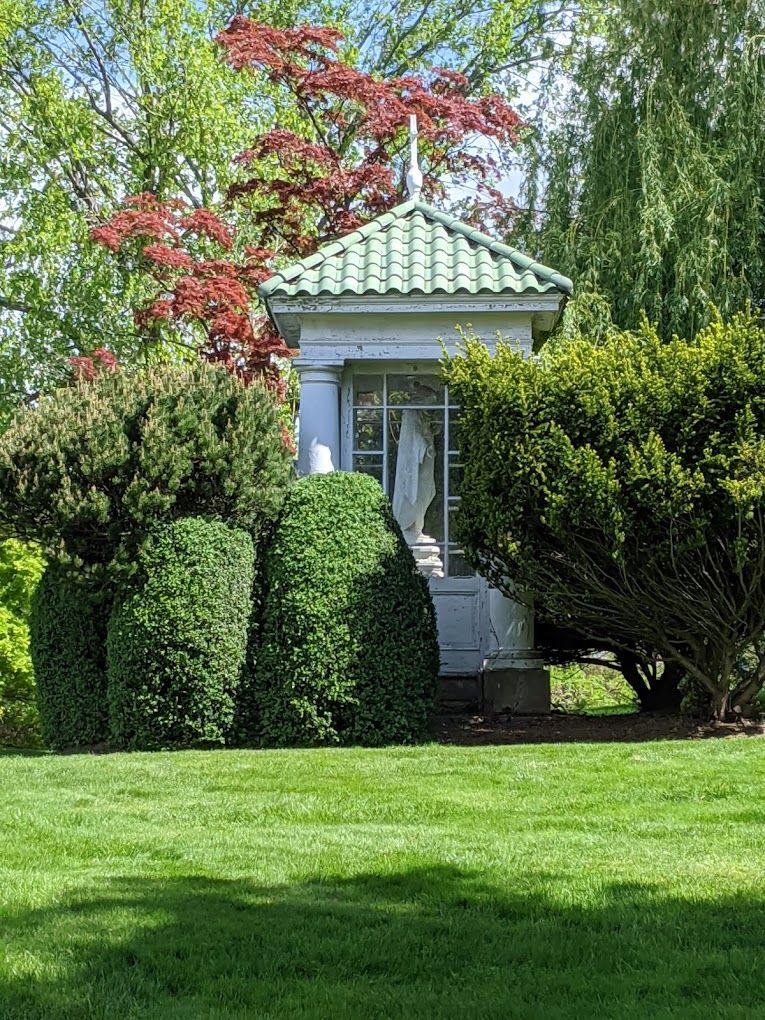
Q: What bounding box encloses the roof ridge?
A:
[258,198,572,301]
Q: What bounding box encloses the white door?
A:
[343,363,488,675]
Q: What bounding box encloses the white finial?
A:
[406,114,423,199]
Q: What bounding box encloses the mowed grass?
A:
[2,740,765,1019]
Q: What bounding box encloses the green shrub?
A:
[29,562,110,749]
[0,540,45,746]
[246,472,439,747]
[550,664,637,716]
[107,517,254,750]
[0,360,292,567]
[445,311,765,721]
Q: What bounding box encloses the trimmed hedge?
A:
[29,562,110,750]
[107,517,254,750]
[247,472,440,747]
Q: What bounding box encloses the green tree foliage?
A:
[29,561,110,749]
[0,0,281,417]
[0,0,576,422]
[350,0,572,85]
[248,472,439,746]
[0,360,292,566]
[107,517,254,750]
[445,313,765,721]
[525,0,765,339]
[0,539,44,745]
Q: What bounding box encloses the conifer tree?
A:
[0,359,292,567]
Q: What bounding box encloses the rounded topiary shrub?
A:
[246,472,440,747]
[107,517,255,750]
[30,562,110,750]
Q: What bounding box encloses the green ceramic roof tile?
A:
[259,198,573,301]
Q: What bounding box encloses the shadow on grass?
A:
[3,866,765,1018]
[5,715,764,757]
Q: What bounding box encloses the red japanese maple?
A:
[92,18,521,387]
[69,346,120,382]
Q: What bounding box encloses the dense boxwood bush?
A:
[246,472,439,747]
[445,312,765,721]
[0,540,44,746]
[107,517,254,750]
[29,562,110,749]
[0,360,292,566]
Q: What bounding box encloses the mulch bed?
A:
[435,711,765,745]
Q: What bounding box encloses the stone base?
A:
[482,666,551,716]
[438,674,482,710]
[404,529,444,579]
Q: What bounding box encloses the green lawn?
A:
[2,740,765,1019]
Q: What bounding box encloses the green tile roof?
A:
[258,199,573,301]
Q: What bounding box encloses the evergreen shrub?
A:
[0,360,292,566]
[0,541,45,746]
[445,312,765,721]
[247,472,439,747]
[107,517,254,750]
[30,562,110,749]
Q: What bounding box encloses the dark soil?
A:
[435,711,765,745]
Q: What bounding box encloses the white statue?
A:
[392,409,444,577]
[308,438,334,474]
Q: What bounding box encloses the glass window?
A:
[350,370,473,579]
[387,373,444,406]
[447,548,474,577]
[448,407,463,454]
[353,374,383,406]
[448,458,463,496]
[353,408,383,452]
[353,453,384,487]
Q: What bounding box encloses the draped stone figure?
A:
[392,409,444,578]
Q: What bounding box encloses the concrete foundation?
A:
[482,666,551,716]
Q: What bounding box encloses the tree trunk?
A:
[730,669,765,719]
[712,686,731,723]
[640,661,684,713]
[617,651,650,708]
[618,653,683,713]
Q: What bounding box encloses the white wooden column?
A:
[295,363,342,476]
